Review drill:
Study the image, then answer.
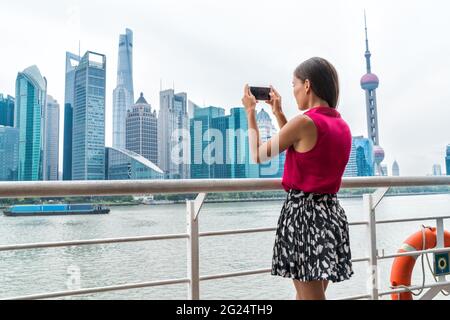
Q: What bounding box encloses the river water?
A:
[0,193,449,300]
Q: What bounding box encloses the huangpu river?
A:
[0,193,449,300]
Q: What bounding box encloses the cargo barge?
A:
[3,204,110,217]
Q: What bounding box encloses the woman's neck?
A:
[305,97,329,111]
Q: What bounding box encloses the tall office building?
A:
[0,126,19,181]
[113,28,134,149]
[126,93,158,165]
[158,89,190,179]
[361,13,385,176]
[256,108,285,178]
[228,108,259,179]
[190,106,261,179]
[15,65,47,181]
[392,160,400,176]
[344,136,374,177]
[432,164,442,176]
[45,95,60,180]
[190,105,226,179]
[446,145,450,175]
[72,51,106,181]
[63,52,80,180]
[0,94,15,127]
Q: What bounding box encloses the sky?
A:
[0,0,449,176]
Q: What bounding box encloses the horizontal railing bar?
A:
[200,257,370,281]
[200,223,368,238]
[349,221,369,226]
[378,280,450,297]
[378,247,450,260]
[200,268,271,281]
[0,233,189,252]
[3,278,190,300]
[336,294,371,300]
[0,176,448,198]
[377,215,450,225]
[200,227,276,237]
[352,257,370,263]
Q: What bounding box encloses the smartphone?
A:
[249,87,271,101]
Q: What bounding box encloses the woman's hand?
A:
[265,85,283,115]
[242,84,257,114]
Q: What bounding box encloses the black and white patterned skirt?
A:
[271,188,354,283]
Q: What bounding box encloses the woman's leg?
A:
[293,280,326,300]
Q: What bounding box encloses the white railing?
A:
[0,176,449,300]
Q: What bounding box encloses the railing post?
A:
[186,193,206,300]
[436,218,446,283]
[364,193,379,300]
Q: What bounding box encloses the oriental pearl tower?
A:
[361,13,385,176]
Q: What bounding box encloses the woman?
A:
[242,57,353,300]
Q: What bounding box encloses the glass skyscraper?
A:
[158,89,190,179]
[113,28,134,149]
[0,94,15,127]
[344,136,374,177]
[72,51,106,181]
[228,108,259,179]
[190,106,226,179]
[0,125,19,181]
[190,106,259,179]
[63,52,80,181]
[45,95,60,180]
[15,65,47,181]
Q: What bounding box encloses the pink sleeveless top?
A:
[281,106,352,194]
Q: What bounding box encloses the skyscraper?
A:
[446,145,450,176]
[344,136,374,177]
[361,13,385,176]
[63,52,80,181]
[228,108,259,179]
[45,95,60,180]
[432,164,442,176]
[0,126,19,181]
[113,28,134,149]
[158,89,190,179]
[126,93,158,165]
[15,65,47,181]
[0,94,15,127]
[190,105,226,179]
[392,160,400,176]
[72,51,106,181]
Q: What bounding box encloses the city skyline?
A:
[0,0,449,176]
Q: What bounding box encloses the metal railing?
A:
[0,176,449,300]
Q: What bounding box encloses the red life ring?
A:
[390,227,450,300]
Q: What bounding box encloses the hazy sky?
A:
[1,0,449,176]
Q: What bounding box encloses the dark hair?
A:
[294,57,340,108]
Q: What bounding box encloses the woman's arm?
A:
[274,110,288,129]
[266,86,287,129]
[242,84,311,164]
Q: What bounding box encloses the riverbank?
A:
[0,191,447,208]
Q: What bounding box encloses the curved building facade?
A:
[105,147,164,180]
[15,65,47,181]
